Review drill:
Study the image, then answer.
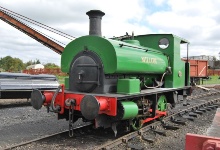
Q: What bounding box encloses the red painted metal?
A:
[43,85,168,122]
[43,84,65,114]
[59,84,65,114]
[44,93,53,103]
[97,96,117,116]
[185,108,220,150]
[98,97,108,111]
[142,110,167,124]
[182,59,208,77]
[203,140,220,150]
[185,133,220,150]
[43,86,117,116]
[43,88,165,121]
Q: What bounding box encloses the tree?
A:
[13,58,24,71]
[213,56,217,61]
[24,60,34,68]
[0,56,59,72]
[44,63,60,69]
[35,59,41,64]
[24,59,41,68]
[0,56,24,72]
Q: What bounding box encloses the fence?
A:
[208,69,220,76]
[23,68,67,76]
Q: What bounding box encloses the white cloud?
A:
[146,0,220,58]
[0,0,148,66]
[153,0,167,6]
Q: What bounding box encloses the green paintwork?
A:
[133,34,189,88]
[123,40,140,46]
[157,95,167,111]
[131,118,143,130]
[61,34,190,89]
[117,78,140,94]
[61,35,168,74]
[61,36,116,73]
[64,77,69,89]
[140,74,161,88]
[121,101,138,120]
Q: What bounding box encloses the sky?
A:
[0,0,220,66]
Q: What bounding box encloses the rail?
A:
[97,91,220,149]
[3,122,92,150]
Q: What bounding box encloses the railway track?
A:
[97,90,220,150]
[0,102,31,109]
[2,88,219,150]
[0,99,31,109]
[3,123,93,150]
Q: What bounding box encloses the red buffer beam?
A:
[0,10,64,54]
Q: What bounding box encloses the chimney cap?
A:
[86,10,105,18]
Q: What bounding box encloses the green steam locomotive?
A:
[31,10,191,136]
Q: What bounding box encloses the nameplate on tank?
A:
[141,57,157,64]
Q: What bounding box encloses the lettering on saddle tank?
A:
[141,57,157,64]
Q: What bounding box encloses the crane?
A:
[0,7,69,54]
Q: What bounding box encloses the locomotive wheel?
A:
[131,118,143,131]
[157,95,167,111]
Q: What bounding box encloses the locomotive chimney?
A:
[86,10,105,36]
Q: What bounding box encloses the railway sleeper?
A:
[181,115,195,121]
[161,120,180,130]
[152,129,167,136]
[199,108,207,112]
[170,117,186,125]
[213,104,219,108]
[142,134,156,143]
[207,105,218,109]
[162,123,180,130]
[194,110,203,114]
[205,107,212,111]
[188,112,198,117]
[127,143,145,150]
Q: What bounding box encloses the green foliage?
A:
[36,59,41,64]
[57,75,68,84]
[24,59,41,68]
[0,56,24,72]
[0,56,57,72]
[44,63,60,69]
[24,60,33,68]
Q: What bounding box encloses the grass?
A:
[200,75,220,85]
[57,75,68,84]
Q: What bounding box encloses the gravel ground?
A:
[0,105,84,149]
[126,105,219,150]
[0,87,219,150]
[111,88,220,150]
[15,127,116,150]
[0,99,30,108]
